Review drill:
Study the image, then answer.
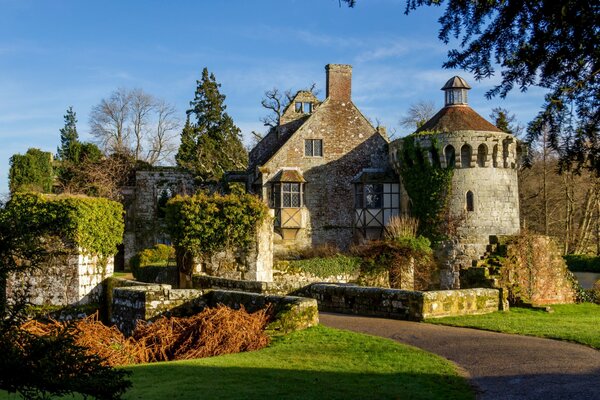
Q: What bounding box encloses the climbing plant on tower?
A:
[176,68,248,182]
[397,134,454,241]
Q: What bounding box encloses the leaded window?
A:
[354,182,400,229]
[270,182,303,208]
[305,139,323,157]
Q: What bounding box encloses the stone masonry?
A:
[389,77,523,289]
[248,64,394,254]
[5,251,114,306]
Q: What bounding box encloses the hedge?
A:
[1,192,124,258]
[564,255,600,273]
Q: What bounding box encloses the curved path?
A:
[320,313,600,400]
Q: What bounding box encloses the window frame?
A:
[270,182,304,209]
[304,139,323,157]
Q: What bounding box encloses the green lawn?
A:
[427,303,600,349]
[0,325,473,400]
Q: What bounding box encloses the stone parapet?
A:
[111,281,318,336]
[112,284,205,335]
[305,283,501,321]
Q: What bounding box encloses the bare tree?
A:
[399,100,436,130]
[146,100,179,165]
[90,88,131,154]
[129,88,155,161]
[89,88,179,165]
[260,83,319,128]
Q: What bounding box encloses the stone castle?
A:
[123,64,523,289]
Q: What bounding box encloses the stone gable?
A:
[249,64,395,252]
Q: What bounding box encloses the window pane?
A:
[290,183,300,193]
[283,193,291,207]
[365,184,383,208]
[305,140,313,156]
[283,182,291,192]
[354,184,363,208]
[314,139,323,156]
[303,102,312,113]
[291,192,300,207]
[295,102,302,112]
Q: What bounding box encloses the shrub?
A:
[280,243,341,261]
[130,244,175,279]
[165,192,269,281]
[286,255,362,278]
[353,237,436,290]
[384,215,419,242]
[9,148,54,194]
[564,254,600,272]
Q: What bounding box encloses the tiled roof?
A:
[416,105,502,133]
[269,169,306,183]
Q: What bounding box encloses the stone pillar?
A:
[398,257,415,290]
[245,211,274,282]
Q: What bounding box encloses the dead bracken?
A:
[21,305,271,366]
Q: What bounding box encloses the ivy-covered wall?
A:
[166,191,272,285]
[2,193,124,306]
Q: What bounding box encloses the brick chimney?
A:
[326,64,352,102]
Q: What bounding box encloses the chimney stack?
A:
[326,64,352,102]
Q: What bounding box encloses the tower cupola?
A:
[442,76,471,106]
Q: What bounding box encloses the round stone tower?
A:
[390,76,522,288]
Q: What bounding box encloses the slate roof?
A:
[416,105,502,134]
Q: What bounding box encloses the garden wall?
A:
[112,283,205,335]
[110,277,318,335]
[305,283,501,321]
[5,252,113,306]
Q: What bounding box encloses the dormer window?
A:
[295,102,313,114]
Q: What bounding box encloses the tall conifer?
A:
[57,106,81,163]
[176,68,248,181]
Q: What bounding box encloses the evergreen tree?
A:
[490,108,523,137]
[8,148,54,194]
[176,68,248,181]
[56,107,81,163]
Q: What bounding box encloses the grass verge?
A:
[0,325,473,400]
[427,303,600,349]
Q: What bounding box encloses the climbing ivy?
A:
[165,192,269,258]
[1,193,124,259]
[397,134,454,240]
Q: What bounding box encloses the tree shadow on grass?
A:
[124,364,474,400]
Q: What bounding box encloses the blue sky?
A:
[0,0,547,195]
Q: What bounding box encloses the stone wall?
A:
[198,214,274,282]
[249,65,393,254]
[110,279,318,336]
[125,168,274,283]
[193,265,388,297]
[497,235,575,305]
[123,168,196,266]
[5,252,113,306]
[112,284,206,335]
[305,283,501,321]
